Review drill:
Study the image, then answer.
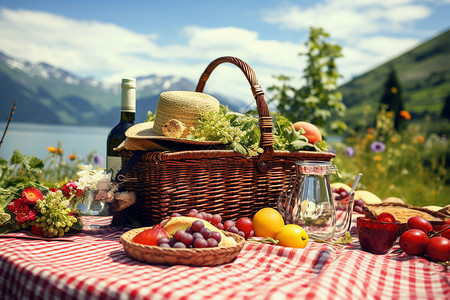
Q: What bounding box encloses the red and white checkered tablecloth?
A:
[0,226,449,300]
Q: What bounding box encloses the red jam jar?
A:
[357,217,400,254]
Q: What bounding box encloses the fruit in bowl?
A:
[357,217,400,254]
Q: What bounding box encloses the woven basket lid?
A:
[126,91,222,145]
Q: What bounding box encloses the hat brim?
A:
[125,122,223,146]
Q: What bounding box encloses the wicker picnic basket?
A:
[118,56,335,226]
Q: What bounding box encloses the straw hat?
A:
[125,91,222,147]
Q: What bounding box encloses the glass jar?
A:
[278,160,338,240]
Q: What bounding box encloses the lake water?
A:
[0,122,110,167]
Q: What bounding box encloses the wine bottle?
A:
[106,78,136,177]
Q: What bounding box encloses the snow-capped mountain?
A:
[0,51,242,127]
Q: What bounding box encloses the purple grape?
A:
[174,230,185,241]
[191,220,205,232]
[159,243,171,248]
[157,237,170,246]
[168,237,177,247]
[173,242,187,248]
[354,205,364,214]
[204,213,213,222]
[211,231,222,243]
[180,232,194,246]
[211,214,222,225]
[186,226,193,234]
[193,232,203,240]
[207,238,219,247]
[215,223,224,230]
[193,238,208,248]
[171,212,182,217]
[187,211,197,218]
[200,227,211,239]
[199,211,208,220]
[354,199,364,207]
[223,220,235,230]
[228,226,239,234]
[237,231,245,238]
[190,208,199,214]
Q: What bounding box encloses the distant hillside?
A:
[0,52,243,127]
[339,28,450,133]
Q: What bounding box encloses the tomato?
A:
[376,212,396,223]
[399,229,428,256]
[235,217,253,235]
[407,216,433,235]
[425,236,450,262]
[131,224,169,246]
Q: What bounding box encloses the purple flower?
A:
[370,141,386,153]
[344,146,355,157]
[94,154,103,165]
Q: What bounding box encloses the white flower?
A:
[76,165,107,190]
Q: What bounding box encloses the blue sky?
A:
[0,0,449,101]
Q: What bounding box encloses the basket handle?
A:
[195,56,274,173]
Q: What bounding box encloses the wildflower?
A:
[386,111,393,118]
[68,154,76,160]
[344,146,355,157]
[366,134,374,141]
[376,163,386,172]
[391,87,398,94]
[390,136,398,143]
[94,154,103,165]
[399,110,411,120]
[370,141,386,152]
[47,146,63,155]
[417,135,425,143]
[7,198,37,225]
[21,187,43,205]
[366,128,374,134]
[373,155,383,162]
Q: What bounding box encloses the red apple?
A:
[293,121,322,144]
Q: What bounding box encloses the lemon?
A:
[275,224,309,248]
[252,207,285,239]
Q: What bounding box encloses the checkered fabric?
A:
[1,221,449,299]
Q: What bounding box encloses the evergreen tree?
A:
[442,92,450,120]
[379,68,405,131]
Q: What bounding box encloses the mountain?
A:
[0,52,243,127]
[339,28,450,133]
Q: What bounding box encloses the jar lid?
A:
[295,160,337,175]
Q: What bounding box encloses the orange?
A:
[252,207,285,239]
[275,224,309,248]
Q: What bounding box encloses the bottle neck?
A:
[120,111,135,122]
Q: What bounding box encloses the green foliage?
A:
[268,27,347,137]
[330,107,449,207]
[186,105,327,157]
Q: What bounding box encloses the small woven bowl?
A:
[120,227,246,266]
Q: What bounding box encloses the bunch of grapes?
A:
[34,190,78,237]
[331,187,364,214]
[171,209,254,239]
[158,220,222,248]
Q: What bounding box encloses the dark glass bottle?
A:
[106,78,136,177]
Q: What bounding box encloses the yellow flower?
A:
[373,155,382,162]
[390,136,398,143]
[376,163,386,172]
[399,110,411,120]
[386,111,393,118]
[417,135,425,143]
[391,87,398,94]
[366,134,374,140]
[68,154,76,160]
[431,191,437,196]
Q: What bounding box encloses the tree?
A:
[268,27,347,137]
[441,92,450,120]
[379,68,405,131]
